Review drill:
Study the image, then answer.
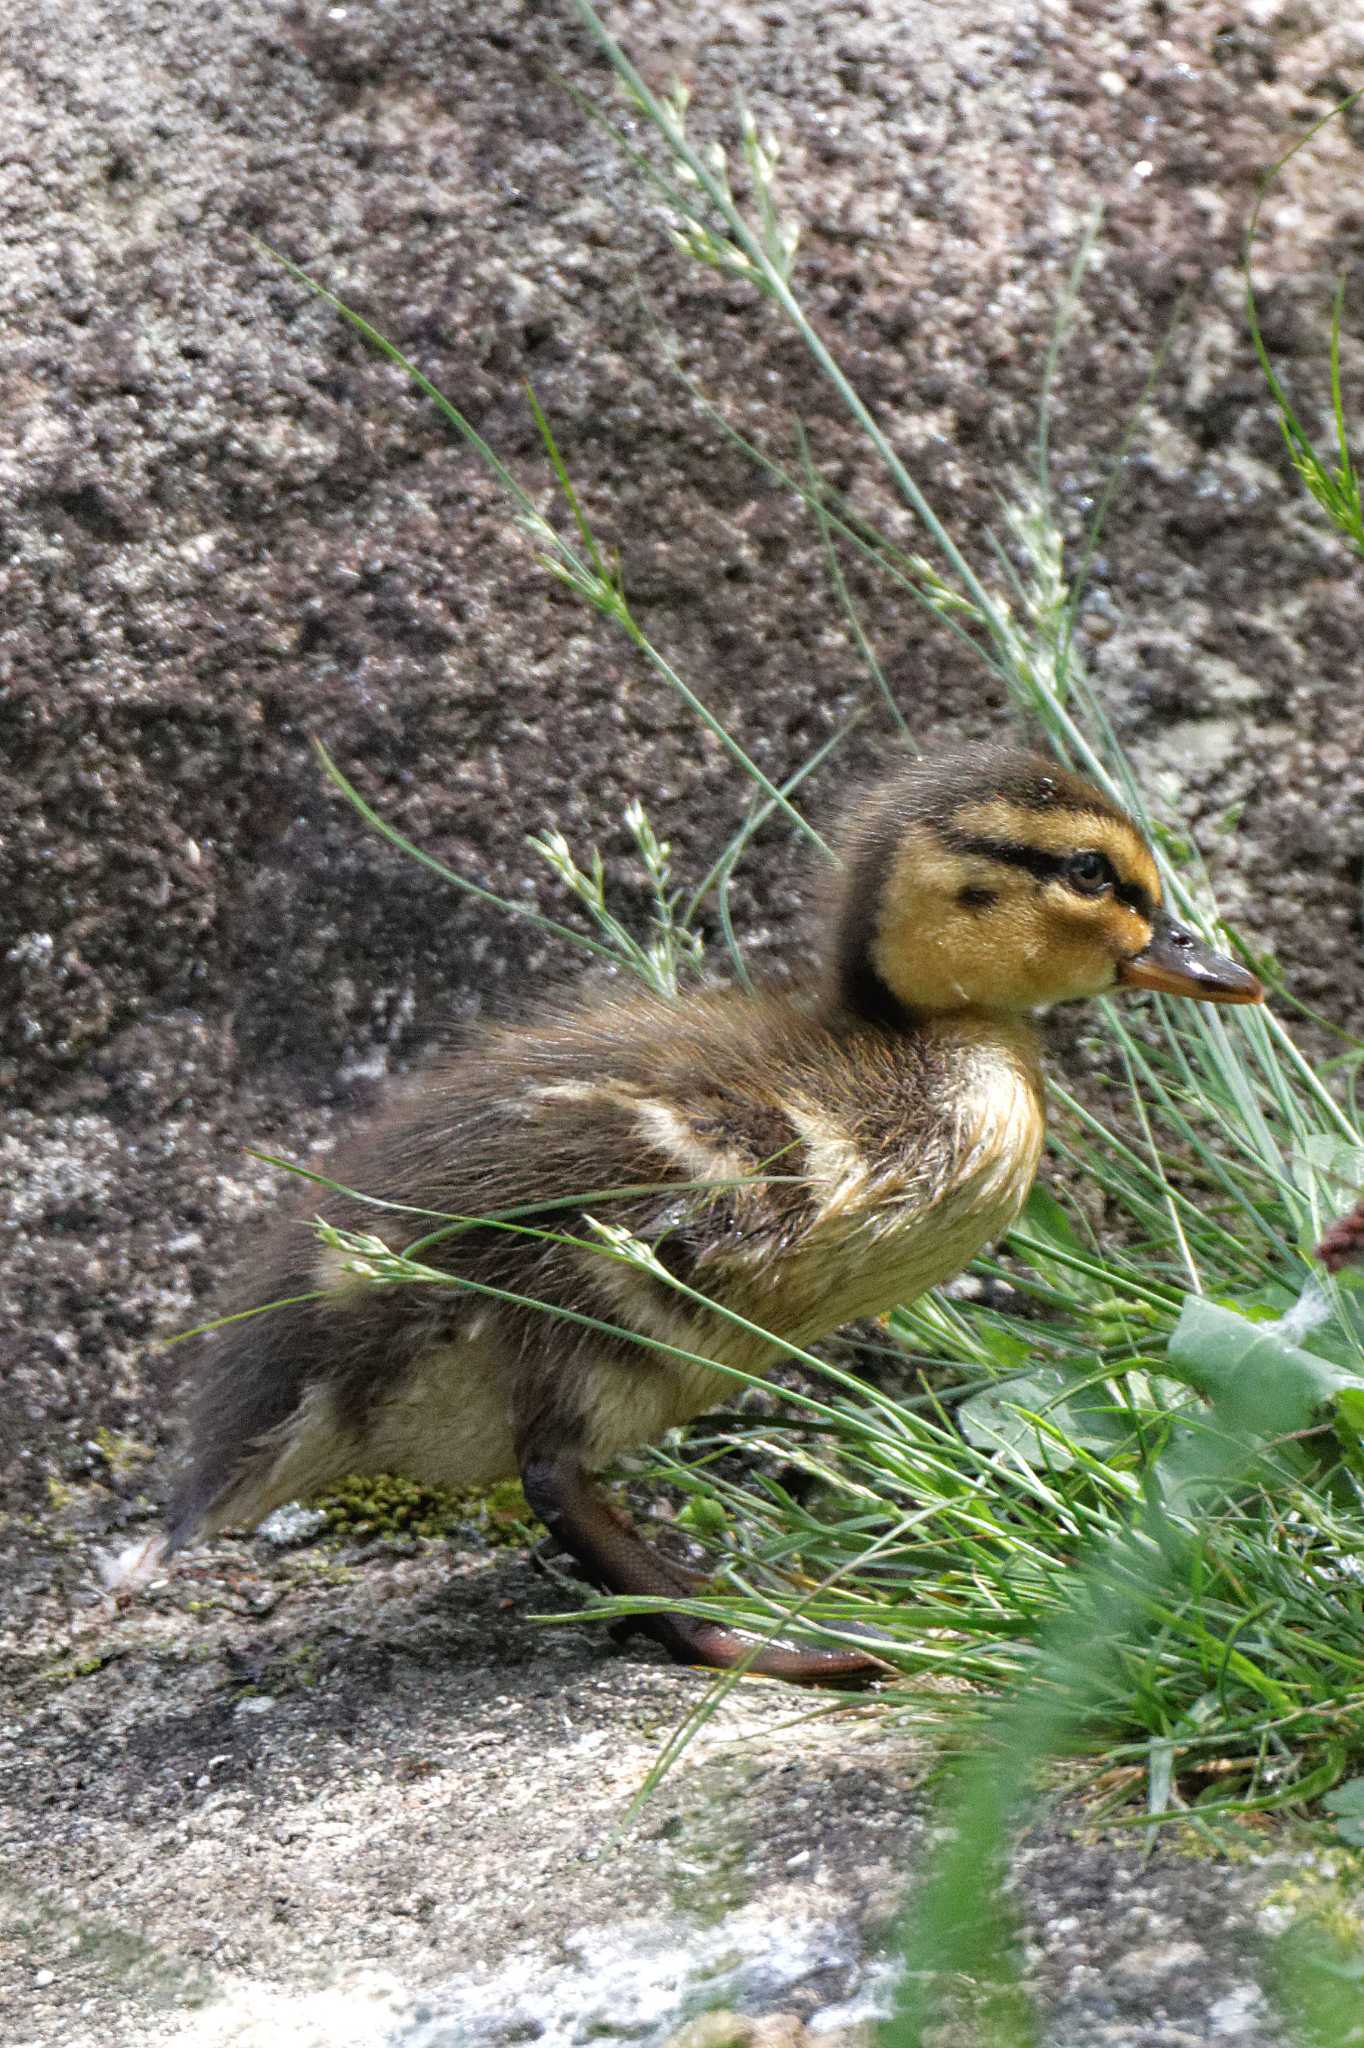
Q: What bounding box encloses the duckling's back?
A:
[167,985,1044,1547]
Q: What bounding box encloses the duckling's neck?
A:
[826,957,1044,1066]
[835,950,918,1033]
[914,1004,1045,1073]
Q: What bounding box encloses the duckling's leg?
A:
[518,1452,886,1687]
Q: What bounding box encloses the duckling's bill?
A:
[1117,909,1263,1004]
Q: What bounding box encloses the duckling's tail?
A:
[161,1251,339,1558]
[163,1460,234,1555]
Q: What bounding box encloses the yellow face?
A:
[876,798,1162,1012]
[832,752,1262,1020]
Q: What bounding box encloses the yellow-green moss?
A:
[1265,1865,1364,1947]
[93,1428,155,1479]
[39,1652,117,1685]
[312,1472,541,1547]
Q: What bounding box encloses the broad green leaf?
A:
[1322,1777,1364,1848]
[1007,1184,1112,1306]
[1019,1182,1086,1253]
[959,1369,1140,1470]
[674,1494,729,1538]
[1167,1295,1364,1437]
[1322,1777,1364,1818]
[1291,1134,1364,1200]
[1335,1387,1364,1434]
[968,1320,1035,1371]
[1290,1136,1364,1248]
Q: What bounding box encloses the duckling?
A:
[163,746,1262,1684]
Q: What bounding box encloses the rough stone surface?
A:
[0,1541,1296,2048]
[3,0,1362,2042]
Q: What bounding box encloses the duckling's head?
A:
[829,747,1263,1023]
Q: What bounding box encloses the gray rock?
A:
[3,2,1361,2045]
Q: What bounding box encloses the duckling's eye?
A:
[1063,850,1113,897]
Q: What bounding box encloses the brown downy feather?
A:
[169,982,1042,1545]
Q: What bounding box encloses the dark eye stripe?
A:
[946,832,1066,882]
[945,831,1155,921]
[1113,878,1155,919]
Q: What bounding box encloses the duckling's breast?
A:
[739,1021,1046,1347]
[571,1016,1046,1468]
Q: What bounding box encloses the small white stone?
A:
[259,1503,328,1548]
[1209,1984,1268,2036]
